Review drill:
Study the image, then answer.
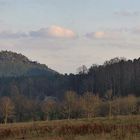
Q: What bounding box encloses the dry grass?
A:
[0,115,140,140]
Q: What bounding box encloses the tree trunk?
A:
[109,101,112,119]
[4,114,8,124]
[68,105,71,120]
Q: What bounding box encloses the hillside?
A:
[0,51,139,99]
[0,51,57,77]
[0,51,139,123]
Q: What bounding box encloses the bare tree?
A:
[0,97,15,124]
[112,97,121,116]
[105,89,113,119]
[77,65,88,74]
[41,99,56,120]
[81,92,101,119]
[121,95,137,115]
[111,95,137,116]
[63,91,77,120]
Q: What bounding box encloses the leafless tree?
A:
[77,65,88,74]
[0,97,15,124]
[63,91,77,120]
[81,92,101,118]
[41,99,56,120]
[105,89,113,119]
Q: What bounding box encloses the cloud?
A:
[85,31,120,40]
[0,25,77,39]
[114,11,139,17]
[29,25,77,39]
[0,31,27,39]
[94,32,106,39]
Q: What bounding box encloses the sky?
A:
[0,0,140,73]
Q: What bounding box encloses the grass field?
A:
[0,116,140,140]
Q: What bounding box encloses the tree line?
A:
[69,57,140,97]
[0,56,139,123]
[0,57,139,100]
[0,89,139,124]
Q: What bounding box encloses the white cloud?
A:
[29,25,77,39]
[0,25,77,39]
[85,31,120,40]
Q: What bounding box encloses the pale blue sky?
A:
[0,0,140,73]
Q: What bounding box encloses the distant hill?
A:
[0,51,139,99]
[0,51,57,77]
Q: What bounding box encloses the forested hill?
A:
[0,51,139,99]
[0,51,57,77]
[70,57,140,97]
